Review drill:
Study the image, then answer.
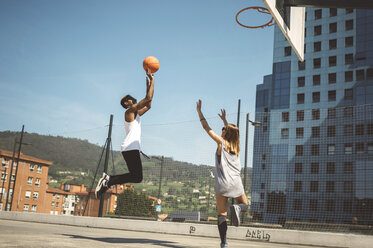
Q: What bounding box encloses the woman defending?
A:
[196,99,248,248]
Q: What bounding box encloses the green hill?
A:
[0,131,252,194]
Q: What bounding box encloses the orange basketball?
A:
[143,56,159,73]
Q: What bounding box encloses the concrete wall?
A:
[1,211,372,247]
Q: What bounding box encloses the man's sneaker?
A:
[95,172,109,199]
[230,204,241,227]
[220,242,228,248]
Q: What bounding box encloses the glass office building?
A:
[251,8,373,225]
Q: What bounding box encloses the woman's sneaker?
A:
[220,242,228,248]
[230,205,241,227]
[95,172,109,199]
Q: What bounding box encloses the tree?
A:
[115,189,155,217]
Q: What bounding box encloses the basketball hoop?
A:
[236,6,276,29]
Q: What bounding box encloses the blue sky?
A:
[0,0,274,166]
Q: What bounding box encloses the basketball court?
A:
[0,219,331,248]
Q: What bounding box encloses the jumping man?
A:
[95,71,155,199]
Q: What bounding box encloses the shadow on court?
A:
[62,234,187,248]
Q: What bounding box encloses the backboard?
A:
[262,0,305,61]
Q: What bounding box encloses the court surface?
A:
[0,219,329,248]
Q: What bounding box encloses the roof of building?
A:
[46,187,70,195]
[0,149,52,166]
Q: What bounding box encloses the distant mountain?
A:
[0,131,252,190]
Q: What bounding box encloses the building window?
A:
[1,172,7,182]
[23,204,29,212]
[329,22,337,33]
[345,36,353,47]
[311,162,319,174]
[261,183,265,189]
[326,200,335,212]
[296,110,304,121]
[345,20,353,30]
[314,25,322,35]
[295,145,303,156]
[35,178,40,187]
[311,126,320,138]
[10,174,15,183]
[328,73,336,84]
[298,76,305,87]
[328,90,336,101]
[296,127,304,138]
[31,205,37,212]
[282,112,289,122]
[355,124,364,135]
[313,58,321,68]
[327,108,336,119]
[312,109,320,120]
[327,144,336,155]
[344,88,353,100]
[25,190,31,199]
[281,128,289,139]
[329,56,337,67]
[295,163,302,174]
[367,123,373,135]
[314,9,322,19]
[313,75,321,85]
[367,68,373,80]
[314,41,321,52]
[312,92,320,103]
[329,39,337,49]
[356,143,365,154]
[344,124,353,136]
[33,191,39,200]
[356,69,365,81]
[262,154,266,160]
[344,106,353,117]
[327,162,335,174]
[345,71,353,82]
[37,166,42,174]
[310,181,319,192]
[311,144,319,156]
[326,181,335,192]
[293,199,302,210]
[297,93,305,104]
[346,8,353,14]
[344,181,353,193]
[294,181,302,192]
[329,8,337,17]
[298,60,305,70]
[27,177,33,186]
[284,46,292,56]
[344,162,353,174]
[263,126,267,132]
[29,164,35,172]
[344,143,353,154]
[343,201,352,213]
[345,54,353,64]
[310,199,318,211]
[261,163,266,170]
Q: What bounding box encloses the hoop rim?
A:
[235,6,275,29]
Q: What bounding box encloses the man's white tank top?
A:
[121,114,141,152]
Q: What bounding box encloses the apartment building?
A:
[251,8,373,225]
[0,149,52,213]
